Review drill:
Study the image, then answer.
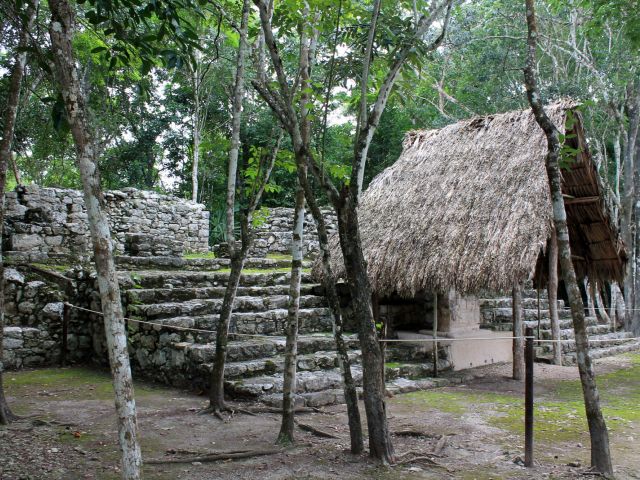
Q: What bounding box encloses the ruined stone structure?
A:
[249,207,337,258]
[4,185,210,261]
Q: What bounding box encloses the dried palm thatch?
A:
[319,100,626,297]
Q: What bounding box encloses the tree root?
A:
[393,452,452,472]
[197,405,235,421]
[392,429,436,438]
[433,435,449,455]
[294,420,339,439]
[146,448,282,464]
[240,406,327,415]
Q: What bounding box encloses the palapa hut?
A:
[321,100,626,370]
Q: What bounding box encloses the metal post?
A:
[61,302,70,367]
[433,293,438,378]
[524,326,534,467]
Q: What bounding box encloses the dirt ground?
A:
[1,354,640,480]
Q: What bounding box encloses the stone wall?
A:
[2,268,92,370]
[4,185,210,260]
[250,207,337,258]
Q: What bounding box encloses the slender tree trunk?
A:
[594,281,611,325]
[337,201,394,464]
[0,0,37,426]
[225,0,250,259]
[48,1,142,477]
[208,254,245,410]
[301,177,363,454]
[524,1,612,474]
[207,0,250,412]
[192,94,201,203]
[277,174,305,445]
[621,84,640,331]
[548,228,562,365]
[512,284,524,380]
[609,282,617,326]
[586,279,597,319]
[633,141,640,335]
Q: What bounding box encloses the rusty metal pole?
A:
[61,302,70,367]
[524,326,534,467]
[433,293,438,378]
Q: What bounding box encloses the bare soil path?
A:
[1,353,639,479]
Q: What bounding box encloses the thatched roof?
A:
[320,100,626,297]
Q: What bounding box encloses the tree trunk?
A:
[0,0,37,426]
[548,228,562,365]
[224,0,250,259]
[512,284,524,380]
[277,175,305,445]
[207,0,250,412]
[301,178,363,454]
[594,281,611,325]
[612,282,626,330]
[621,84,640,331]
[192,94,201,202]
[524,1,613,474]
[48,1,142,477]
[586,279,597,319]
[208,254,245,410]
[336,200,394,464]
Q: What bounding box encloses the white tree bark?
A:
[277,178,305,445]
[0,0,38,426]
[48,1,142,477]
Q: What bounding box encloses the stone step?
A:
[523,316,599,331]
[116,255,313,271]
[142,307,335,338]
[121,270,316,290]
[126,284,322,304]
[225,367,363,398]
[385,360,452,380]
[537,324,613,340]
[480,297,565,310]
[200,350,363,380]
[557,341,640,366]
[487,307,574,322]
[183,334,359,364]
[536,331,636,355]
[128,295,327,320]
[483,316,600,331]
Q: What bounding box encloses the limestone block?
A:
[3,337,24,349]
[4,268,25,284]
[42,302,64,319]
[11,233,44,251]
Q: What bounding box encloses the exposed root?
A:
[146,448,282,464]
[392,429,436,438]
[393,453,452,472]
[197,405,235,421]
[242,406,327,415]
[433,435,449,455]
[295,420,339,439]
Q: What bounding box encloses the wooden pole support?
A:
[61,302,70,367]
[433,293,438,378]
[524,326,534,467]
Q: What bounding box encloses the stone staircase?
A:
[117,258,445,407]
[479,288,640,366]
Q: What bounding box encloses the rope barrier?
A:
[63,302,640,345]
[63,302,283,340]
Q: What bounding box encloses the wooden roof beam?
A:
[564,196,600,205]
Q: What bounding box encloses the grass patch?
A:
[491,353,640,444]
[266,253,292,261]
[5,367,159,401]
[398,388,520,416]
[31,262,72,273]
[214,267,310,274]
[183,251,216,259]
